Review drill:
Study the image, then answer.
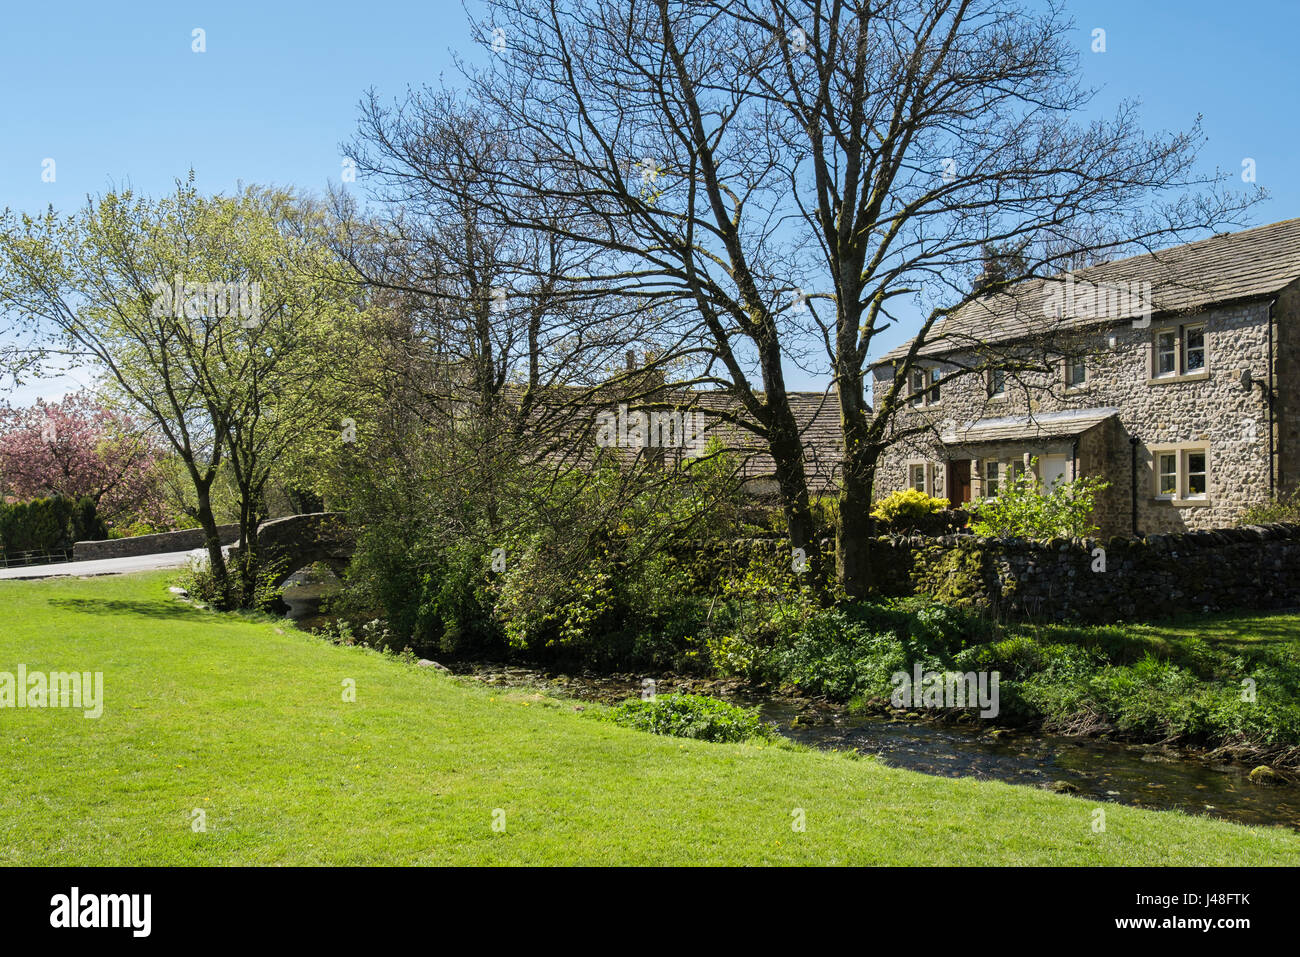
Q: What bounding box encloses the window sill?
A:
[1147,370,1209,385]
[1152,497,1212,507]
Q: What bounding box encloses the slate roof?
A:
[939,407,1120,446]
[519,384,846,494]
[689,389,843,493]
[878,218,1300,364]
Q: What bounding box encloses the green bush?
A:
[599,693,777,743]
[969,463,1108,540]
[0,495,104,555]
[338,519,500,658]
[492,452,748,669]
[1238,490,1300,526]
[870,489,949,527]
[810,495,839,533]
[176,550,287,612]
[703,547,822,679]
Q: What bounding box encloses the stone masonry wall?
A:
[73,524,240,561]
[867,524,1300,623]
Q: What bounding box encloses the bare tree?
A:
[708,0,1258,593]
[453,0,1256,595]
[406,3,831,573]
[340,88,700,533]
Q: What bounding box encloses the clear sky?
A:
[2,0,1296,402]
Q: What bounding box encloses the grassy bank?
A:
[0,572,1297,865]
[712,599,1300,768]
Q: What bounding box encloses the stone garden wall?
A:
[867,523,1300,622]
[73,524,240,561]
[702,523,1300,622]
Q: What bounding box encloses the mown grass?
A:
[1,572,1297,865]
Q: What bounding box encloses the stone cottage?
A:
[872,218,1300,536]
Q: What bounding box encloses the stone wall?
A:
[73,524,240,561]
[872,297,1284,535]
[1274,278,1300,491]
[867,523,1300,623]
[227,513,354,587]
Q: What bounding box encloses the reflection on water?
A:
[747,696,1300,831]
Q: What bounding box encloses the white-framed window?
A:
[1152,446,1209,501]
[1065,356,1086,388]
[983,459,1000,496]
[908,463,927,492]
[987,368,1006,397]
[1153,323,1207,379]
[906,366,942,407]
[1184,325,1206,372]
[1186,450,1207,497]
[1156,331,1177,377]
[1157,452,1178,497]
[908,368,927,407]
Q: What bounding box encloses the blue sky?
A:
[2,0,1296,402]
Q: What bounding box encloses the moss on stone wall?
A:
[868,522,1300,623]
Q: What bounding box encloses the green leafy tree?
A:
[0,177,366,606]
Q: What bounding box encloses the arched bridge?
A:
[229,512,355,589]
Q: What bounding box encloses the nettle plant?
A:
[970,459,1109,541]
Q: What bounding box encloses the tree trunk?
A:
[769,409,818,571]
[756,330,819,578]
[194,482,230,606]
[836,460,875,599]
[836,366,877,598]
[234,491,262,609]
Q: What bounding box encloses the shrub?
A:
[769,601,982,701]
[314,617,396,650]
[492,452,750,668]
[1238,490,1300,526]
[810,495,839,533]
[0,495,104,555]
[599,693,777,743]
[334,515,500,658]
[772,611,907,701]
[703,548,822,679]
[176,550,287,612]
[870,489,950,528]
[969,463,1109,540]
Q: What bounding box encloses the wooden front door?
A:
[947,459,972,504]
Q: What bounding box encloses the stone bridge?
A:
[228,512,355,588]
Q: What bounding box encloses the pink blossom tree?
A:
[0,391,169,530]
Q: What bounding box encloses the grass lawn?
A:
[1,571,1297,865]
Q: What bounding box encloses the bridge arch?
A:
[228,512,355,590]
